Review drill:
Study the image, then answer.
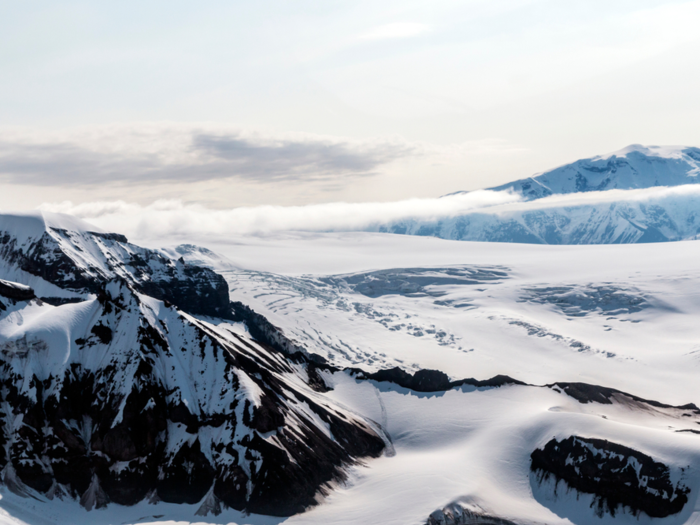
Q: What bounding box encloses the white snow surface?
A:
[178,232,700,404]
[3,220,700,524]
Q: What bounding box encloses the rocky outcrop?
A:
[357,366,524,393]
[230,301,311,359]
[0,279,35,302]
[0,222,232,319]
[427,503,519,525]
[548,382,700,413]
[531,436,690,517]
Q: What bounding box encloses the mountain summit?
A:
[489,145,700,200]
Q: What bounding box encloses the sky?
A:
[2,0,700,211]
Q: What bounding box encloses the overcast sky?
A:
[2,0,700,210]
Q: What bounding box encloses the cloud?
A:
[193,133,405,177]
[39,190,521,241]
[38,184,700,243]
[359,22,431,41]
[476,184,700,216]
[0,125,415,186]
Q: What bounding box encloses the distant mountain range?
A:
[375,145,700,244]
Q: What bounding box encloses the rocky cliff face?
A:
[0,212,385,516]
[0,213,232,318]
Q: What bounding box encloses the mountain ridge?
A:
[487,144,700,200]
[380,145,700,244]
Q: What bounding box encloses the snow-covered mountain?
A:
[488,145,700,200]
[0,212,385,517]
[377,145,700,244]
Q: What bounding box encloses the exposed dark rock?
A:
[549,382,700,414]
[157,440,216,504]
[0,281,385,516]
[366,367,451,391]
[88,231,129,243]
[90,323,113,345]
[306,362,332,392]
[213,464,249,511]
[137,263,232,320]
[0,226,232,319]
[357,366,525,393]
[0,280,35,301]
[531,436,690,518]
[427,503,519,525]
[0,218,390,516]
[39,297,85,306]
[1,231,98,292]
[249,396,285,434]
[230,301,311,358]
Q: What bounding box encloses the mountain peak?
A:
[489,144,700,200]
[596,144,699,161]
[0,210,104,237]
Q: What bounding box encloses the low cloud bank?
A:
[483,184,700,214]
[40,191,521,240]
[37,184,700,242]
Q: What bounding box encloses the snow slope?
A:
[181,233,700,404]
[488,145,700,200]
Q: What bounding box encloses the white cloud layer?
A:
[39,190,519,241]
[38,184,700,243]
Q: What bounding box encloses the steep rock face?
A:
[0,281,384,515]
[0,279,35,302]
[0,280,35,313]
[548,382,700,413]
[0,214,386,516]
[531,436,690,518]
[0,211,231,318]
